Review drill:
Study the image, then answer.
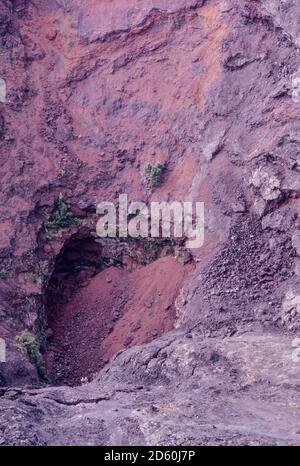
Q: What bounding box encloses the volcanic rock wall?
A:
[0,0,300,446]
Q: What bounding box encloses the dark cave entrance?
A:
[45,236,122,311]
[43,235,180,386]
[44,235,130,386]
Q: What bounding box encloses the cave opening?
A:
[43,235,187,386]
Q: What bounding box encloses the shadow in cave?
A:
[44,235,128,386]
[43,235,179,386]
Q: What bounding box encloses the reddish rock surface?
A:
[1,0,237,385]
[0,0,300,446]
[45,257,192,385]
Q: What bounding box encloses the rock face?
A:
[0,0,300,446]
[1,332,300,445]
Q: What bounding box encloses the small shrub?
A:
[0,269,8,279]
[16,330,49,382]
[145,163,165,191]
[45,193,76,237]
[173,14,184,29]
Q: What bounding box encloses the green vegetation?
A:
[145,163,165,191]
[59,169,67,178]
[0,269,8,279]
[16,330,49,383]
[45,193,77,238]
[173,14,184,29]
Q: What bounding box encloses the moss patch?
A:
[0,269,8,279]
[44,193,77,238]
[16,330,49,383]
[145,163,165,191]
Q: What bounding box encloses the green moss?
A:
[45,193,77,238]
[145,163,165,191]
[16,330,49,383]
[173,14,184,29]
[0,269,8,279]
[59,169,67,178]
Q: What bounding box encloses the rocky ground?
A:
[0,0,300,446]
